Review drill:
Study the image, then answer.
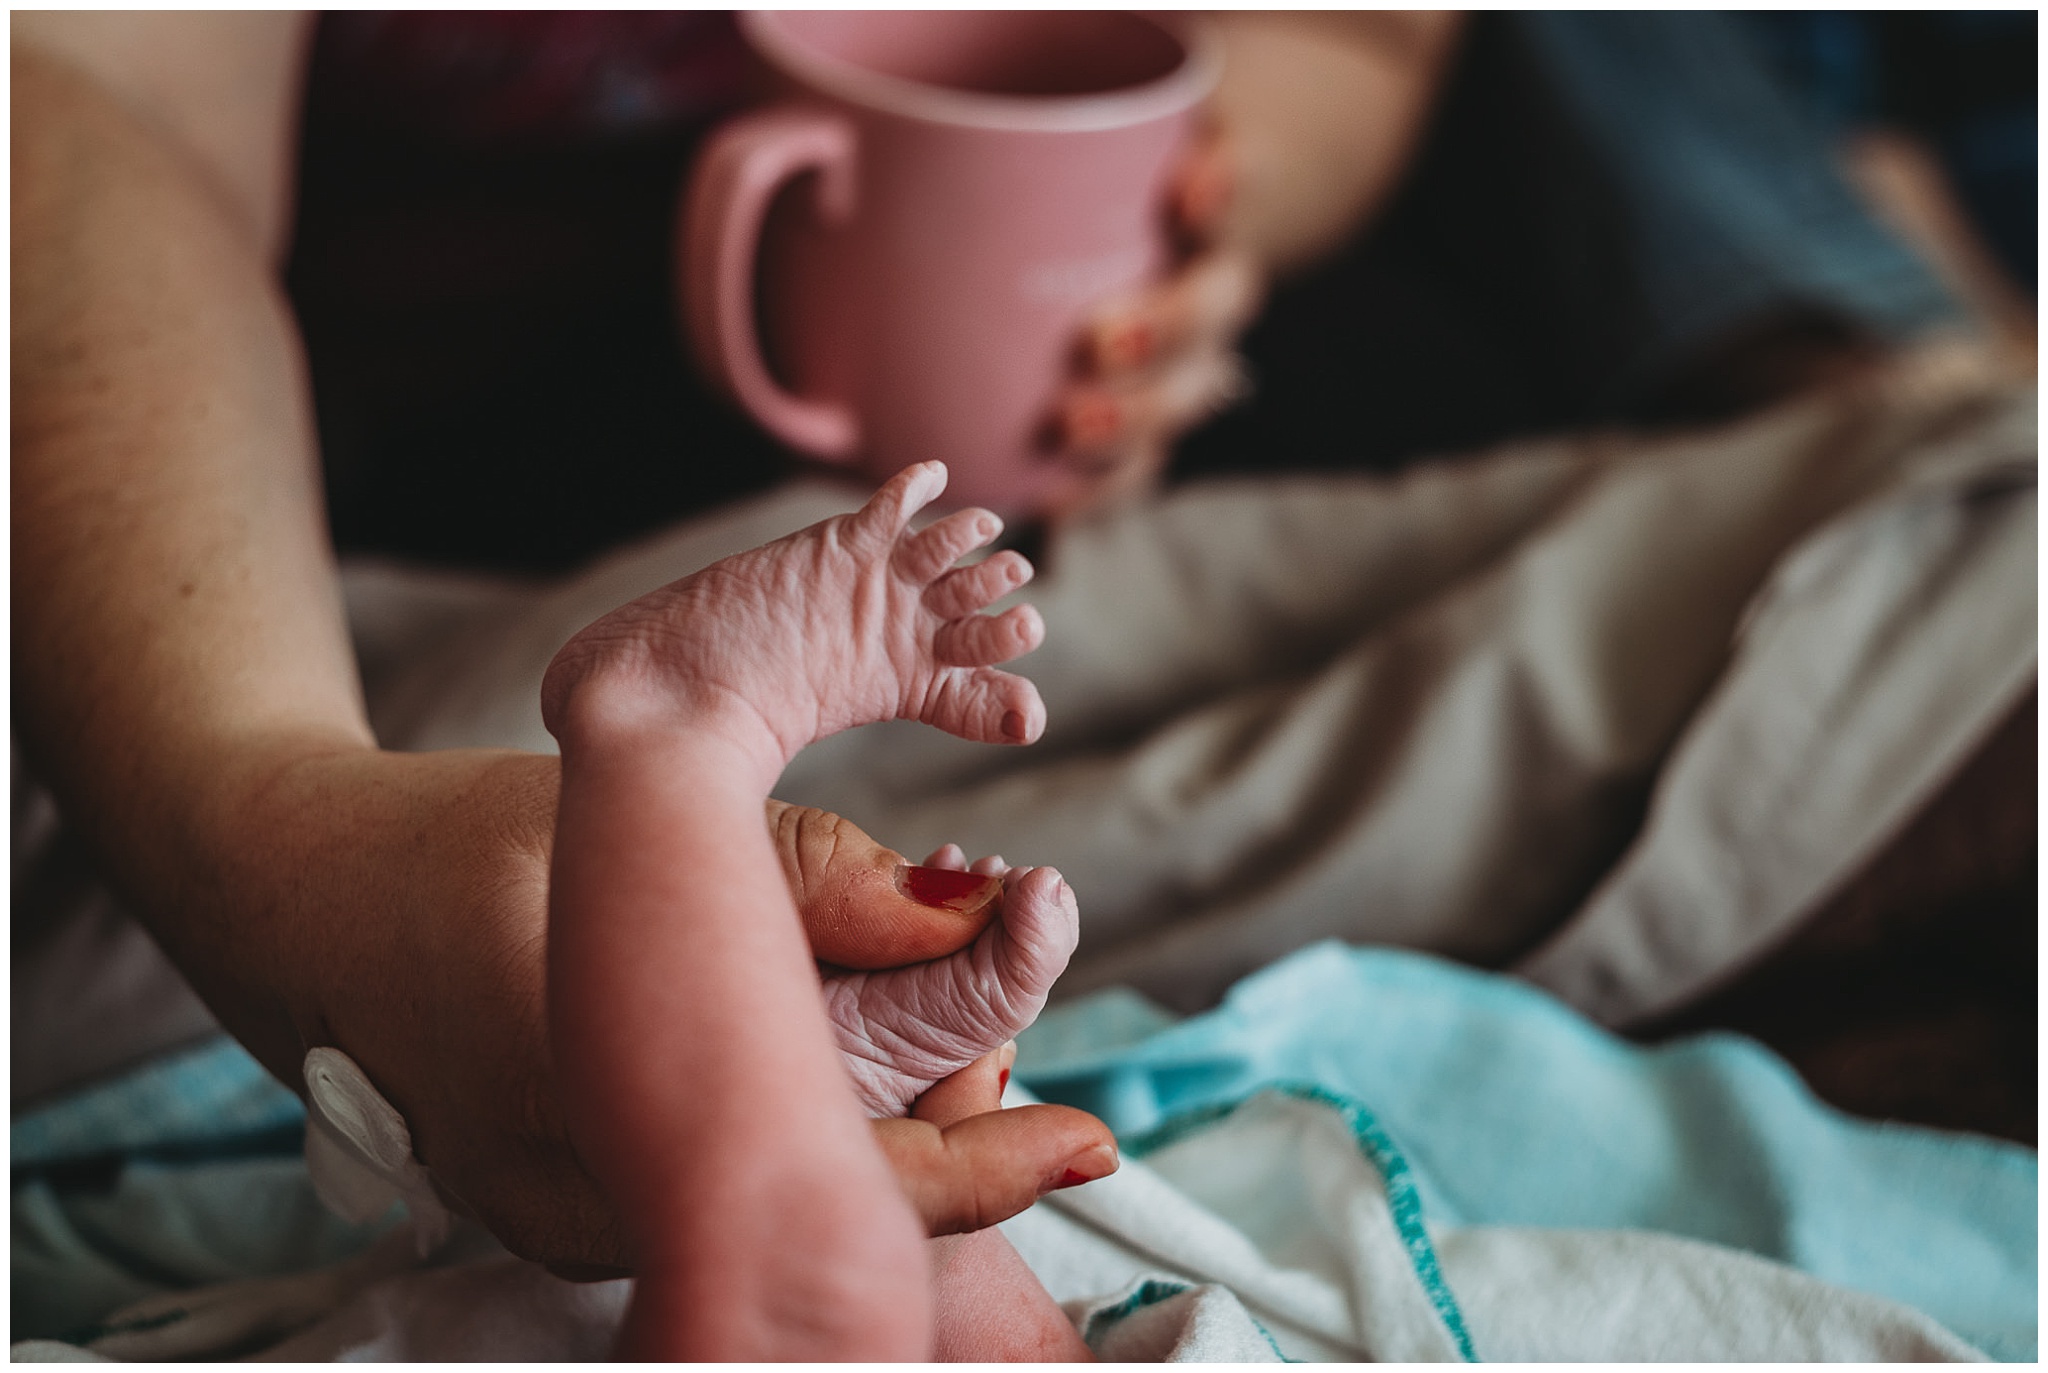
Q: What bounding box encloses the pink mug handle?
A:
[680,108,860,460]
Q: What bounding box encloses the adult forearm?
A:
[12,42,367,1044]
[1208,10,1465,277]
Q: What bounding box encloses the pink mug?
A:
[680,10,1219,515]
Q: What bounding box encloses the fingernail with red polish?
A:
[998,1067,1011,1093]
[1064,393,1121,449]
[1050,1143,1118,1191]
[895,865,1001,913]
[1098,318,1155,371]
[1181,159,1235,233]
[1002,709,1030,742]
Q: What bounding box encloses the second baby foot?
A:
[541,461,1047,784]
[821,859,1080,1118]
[765,800,1074,1114]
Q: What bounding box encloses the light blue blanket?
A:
[12,1042,383,1342]
[13,1037,304,1172]
[14,943,2035,1359]
[1017,941,2037,1361]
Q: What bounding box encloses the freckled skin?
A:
[542,463,1090,1359]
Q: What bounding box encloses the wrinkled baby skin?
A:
[771,799,1082,1118]
[543,459,1049,782]
[828,848,1078,1118]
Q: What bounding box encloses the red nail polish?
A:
[1106,319,1155,370]
[1065,394,1121,448]
[1049,1143,1117,1191]
[1200,170,1234,225]
[1002,709,1030,742]
[998,1068,1011,1092]
[1180,156,1235,234]
[896,865,1000,913]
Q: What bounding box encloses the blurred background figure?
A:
[294,12,2032,572]
[1173,10,2031,484]
[1750,11,2034,308]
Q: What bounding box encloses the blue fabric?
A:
[1743,11,2037,291]
[1509,11,1961,384]
[10,1040,385,1343]
[1017,942,2037,1361]
[13,1156,393,1342]
[12,1037,305,1172]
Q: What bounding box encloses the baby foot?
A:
[820,857,1080,1117]
[541,461,1047,782]
[764,800,1073,1112]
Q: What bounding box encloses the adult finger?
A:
[916,1043,1016,1126]
[1055,345,1256,459]
[767,799,999,969]
[1168,122,1237,247]
[1075,248,1263,382]
[1037,441,1174,527]
[873,1105,1118,1237]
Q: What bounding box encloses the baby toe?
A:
[924,551,1033,621]
[921,843,969,869]
[921,668,1046,745]
[983,866,1079,1025]
[895,508,1003,587]
[933,604,1042,669]
[853,461,950,542]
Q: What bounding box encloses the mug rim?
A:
[738,10,1220,133]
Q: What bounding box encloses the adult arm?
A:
[13,13,357,1070]
[14,12,621,1264]
[1204,9,1466,279]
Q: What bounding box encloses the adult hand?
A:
[262,752,1090,1275]
[1044,125,1265,521]
[875,1042,1117,1237]
[1040,12,1469,522]
[879,1045,1112,1361]
[244,747,621,1273]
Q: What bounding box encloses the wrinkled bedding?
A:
[12,948,2032,1360]
[13,340,2036,1359]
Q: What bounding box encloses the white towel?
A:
[20,1083,1982,1360]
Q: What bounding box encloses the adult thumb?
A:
[872,1104,1119,1238]
[767,799,1000,968]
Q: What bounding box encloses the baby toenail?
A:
[895,864,1001,914]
